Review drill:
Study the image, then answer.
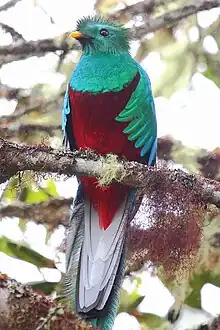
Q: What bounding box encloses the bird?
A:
[61,15,157,330]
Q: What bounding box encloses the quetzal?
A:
[61,16,157,330]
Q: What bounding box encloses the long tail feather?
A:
[62,184,142,330]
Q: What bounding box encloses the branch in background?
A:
[0,198,72,228]
[111,0,160,20]
[0,274,91,330]
[0,123,61,138]
[0,22,25,41]
[0,138,219,208]
[115,0,220,38]
[197,150,220,181]
[0,38,75,65]
[0,0,22,12]
[1,0,219,63]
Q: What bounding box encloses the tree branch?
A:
[111,0,161,20]
[116,0,220,38]
[0,198,72,228]
[0,273,92,330]
[0,138,219,208]
[0,22,24,41]
[0,38,74,65]
[0,0,22,12]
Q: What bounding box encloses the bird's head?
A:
[69,16,130,55]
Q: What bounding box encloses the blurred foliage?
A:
[28,280,59,295]
[0,236,55,268]
[0,0,220,329]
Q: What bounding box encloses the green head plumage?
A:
[69,16,130,55]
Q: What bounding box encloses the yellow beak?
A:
[69,31,87,40]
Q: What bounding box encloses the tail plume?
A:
[62,184,142,330]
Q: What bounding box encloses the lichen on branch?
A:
[0,138,219,209]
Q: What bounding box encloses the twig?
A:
[111,0,157,20]
[0,0,22,12]
[0,22,25,40]
[0,198,72,228]
[0,38,75,65]
[128,0,220,38]
[0,138,219,208]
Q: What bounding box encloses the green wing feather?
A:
[115,64,157,164]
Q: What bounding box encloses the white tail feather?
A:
[78,196,129,312]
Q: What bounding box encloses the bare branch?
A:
[0,22,24,40]
[0,273,92,330]
[116,0,220,38]
[0,0,22,12]
[0,38,74,65]
[0,198,72,228]
[0,138,219,208]
[111,0,157,20]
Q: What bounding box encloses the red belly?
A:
[68,73,142,229]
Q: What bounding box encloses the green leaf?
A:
[2,177,19,201]
[24,184,50,203]
[18,218,28,232]
[185,270,220,309]
[135,313,167,329]
[28,280,58,295]
[44,180,59,198]
[24,180,59,203]
[119,277,145,313]
[203,67,220,87]
[0,236,55,269]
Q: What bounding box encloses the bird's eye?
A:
[100,28,109,37]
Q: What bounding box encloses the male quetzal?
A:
[61,16,157,330]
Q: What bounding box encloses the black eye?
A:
[100,28,109,37]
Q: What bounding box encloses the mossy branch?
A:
[0,137,219,209]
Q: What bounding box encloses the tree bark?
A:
[0,273,91,330]
[0,138,219,208]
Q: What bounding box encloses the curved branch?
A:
[0,0,22,12]
[0,138,219,208]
